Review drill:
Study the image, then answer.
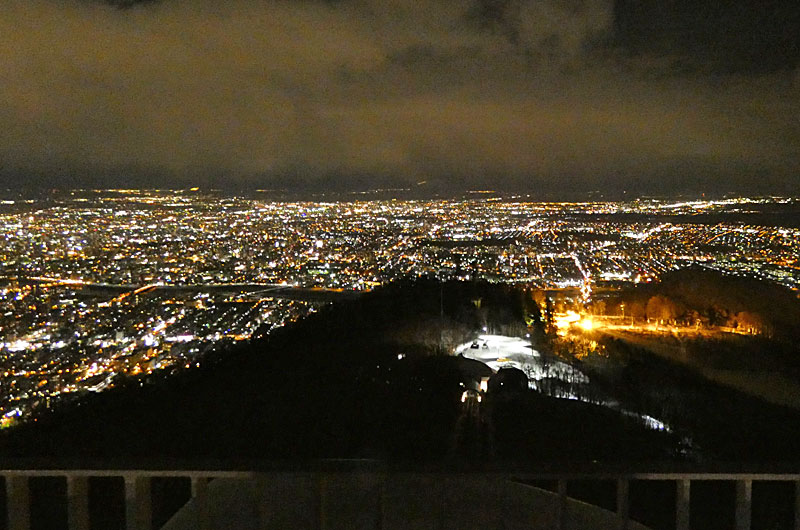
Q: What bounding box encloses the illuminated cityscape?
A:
[2,0,800,526]
[0,190,798,425]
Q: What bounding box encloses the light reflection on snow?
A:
[457,334,671,433]
[457,335,587,384]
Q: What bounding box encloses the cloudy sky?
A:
[1,0,798,195]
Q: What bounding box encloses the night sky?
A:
[1,0,799,195]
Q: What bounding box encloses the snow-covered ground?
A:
[456,334,670,432]
[456,334,587,384]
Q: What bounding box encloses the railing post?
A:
[795,480,800,530]
[67,475,90,530]
[191,477,210,530]
[256,474,269,530]
[6,474,30,530]
[124,475,152,530]
[556,479,567,530]
[676,479,690,530]
[378,474,387,530]
[617,478,630,530]
[735,480,752,530]
[437,476,446,530]
[319,474,329,530]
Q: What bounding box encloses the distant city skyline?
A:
[1,0,799,194]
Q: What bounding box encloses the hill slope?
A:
[0,281,675,464]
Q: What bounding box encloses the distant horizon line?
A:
[1,187,798,202]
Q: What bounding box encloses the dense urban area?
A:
[1,190,798,426]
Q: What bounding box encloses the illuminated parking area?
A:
[456,334,669,432]
[456,334,587,384]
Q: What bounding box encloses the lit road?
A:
[6,276,362,302]
[450,388,493,460]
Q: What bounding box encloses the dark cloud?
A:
[614,0,800,74]
[0,0,798,194]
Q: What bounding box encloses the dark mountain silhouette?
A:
[601,266,800,341]
[0,280,675,464]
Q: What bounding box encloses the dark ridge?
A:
[0,280,675,464]
[604,266,800,342]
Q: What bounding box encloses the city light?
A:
[0,191,797,422]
